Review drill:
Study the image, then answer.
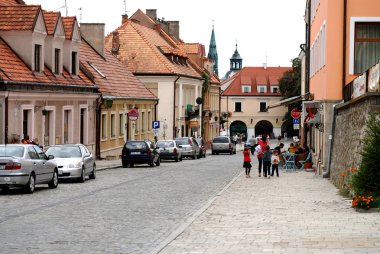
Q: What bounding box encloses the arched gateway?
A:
[230,120,247,141]
[255,120,273,138]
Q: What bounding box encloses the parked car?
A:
[121,140,160,167]
[0,144,58,193]
[45,144,96,182]
[175,137,200,159]
[195,138,207,158]
[211,136,236,155]
[156,140,182,162]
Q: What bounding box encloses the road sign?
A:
[128,108,138,121]
[153,129,159,136]
[293,118,300,124]
[152,121,160,129]
[291,108,301,119]
[293,124,300,130]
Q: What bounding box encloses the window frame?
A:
[259,102,267,112]
[34,44,42,72]
[234,102,242,112]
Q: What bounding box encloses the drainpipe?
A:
[173,75,180,139]
[343,0,347,95]
[324,100,344,178]
[4,91,8,144]
[95,96,103,159]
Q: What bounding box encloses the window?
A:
[141,112,145,132]
[54,48,60,74]
[71,51,77,75]
[242,85,251,93]
[235,102,242,112]
[63,109,73,144]
[101,114,107,140]
[34,44,41,72]
[119,113,124,136]
[148,111,152,131]
[354,22,380,74]
[260,102,267,112]
[258,85,266,93]
[110,113,116,138]
[271,86,279,93]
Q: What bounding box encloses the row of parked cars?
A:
[121,136,237,168]
[0,144,96,193]
[0,136,237,193]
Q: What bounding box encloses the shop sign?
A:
[302,101,322,124]
[128,108,138,121]
[352,73,366,99]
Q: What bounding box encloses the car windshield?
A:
[175,138,191,145]
[213,137,229,143]
[125,141,146,150]
[0,146,24,157]
[156,141,174,148]
[46,146,82,158]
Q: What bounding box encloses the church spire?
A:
[207,24,219,76]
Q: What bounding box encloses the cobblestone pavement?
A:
[159,153,380,254]
[0,151,242,254]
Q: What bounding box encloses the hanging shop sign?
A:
[302,101,322,124]
[368,63,380,92]
[352,73,366,99]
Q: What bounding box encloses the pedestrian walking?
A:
[271,149,280,177]
[256,134,268,177]
[243,146,252,178]
[262,145,272,179]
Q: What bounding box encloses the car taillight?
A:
[229,143,232,149]
[173,148,177,154]
[5,162,21,170]
[147,149,152,156]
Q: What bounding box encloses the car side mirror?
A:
[48,155,54,160]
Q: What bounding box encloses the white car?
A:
[156,140,182,162]
[45,144,96,182]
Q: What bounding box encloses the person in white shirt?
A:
[271,149,280,177]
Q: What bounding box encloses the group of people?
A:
[242,134,309,179]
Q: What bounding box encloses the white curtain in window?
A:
[355,23,380,73]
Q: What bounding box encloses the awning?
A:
[266,95,302,110]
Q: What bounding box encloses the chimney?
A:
[167,21,180,40]
[122,14,129,24]
[111,32,120,55]
[80,23,105,57]
[146,9,157,20]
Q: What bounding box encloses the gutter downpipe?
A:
[306,0,311,147]
[173,75,180,139]
[95,96,103,160]
[324,0,347,178]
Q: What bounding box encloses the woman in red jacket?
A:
[243,146,252,178]
[256,134,268,177]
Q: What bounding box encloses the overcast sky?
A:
[26,0,306,77]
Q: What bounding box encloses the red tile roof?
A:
[269,76,280,85]
[0,0,25,5]
[221,66,291,96]
[80,39,156,99]
[61,16,75,40]
[43,11,59,35]
[0,5,40,31]
[104,20,201,79]
[0,36,94,86]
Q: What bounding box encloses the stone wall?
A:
[330,94,380,186]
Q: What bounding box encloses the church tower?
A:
[207,25,219,76]
[223,43,243,79]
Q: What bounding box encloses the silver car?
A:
[156,140,182,162]
[45,144,96,182]
[175,137,200,159]
[0,144,58,193]
[211,136,237,155]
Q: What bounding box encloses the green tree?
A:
[278,58,302,136]
[352,114,380,197]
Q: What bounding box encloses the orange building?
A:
[304,0,380,175]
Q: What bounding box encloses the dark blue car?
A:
[121,140,160,168]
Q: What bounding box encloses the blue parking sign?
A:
[293,118,300,124]
[152,121,160,129]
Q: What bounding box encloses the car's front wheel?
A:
[24,174,35,194]
[48,171,58,188]
[89,164,96,180]
[78,167,85,183]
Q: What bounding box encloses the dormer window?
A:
[242,85,251,93]
[34,44,42,72]
[71,51,77,75]
[271,86,279,93]
[54,48,60,75]
[258,85,267,93]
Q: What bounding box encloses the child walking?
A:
[262,145,272,179]
[271,150,280,177]
[243,146,252,178]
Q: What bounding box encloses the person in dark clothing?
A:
[262,145,272,179]
[274,143,284,154]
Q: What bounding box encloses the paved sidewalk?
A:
[160,171,380,254]
[95,158,121,171]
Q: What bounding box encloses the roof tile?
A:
[0,5,40,31]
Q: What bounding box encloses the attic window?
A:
[242,85,251,93]
[88,61,106,79]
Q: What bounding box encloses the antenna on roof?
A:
[78,7,82,23]
[64,0,68,16]
[54,0,68,16]
[123,0,127,14]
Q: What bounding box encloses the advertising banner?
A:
[368,62,380,92]
[352,73,366,99]
[302,101,322,124]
